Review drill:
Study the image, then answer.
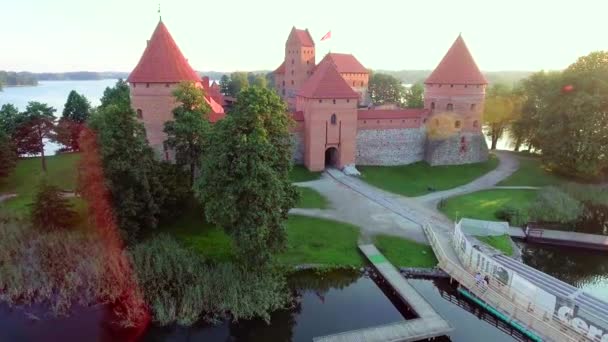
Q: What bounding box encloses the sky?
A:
[2,0,607,73]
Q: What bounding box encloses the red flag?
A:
[320,31,331,41]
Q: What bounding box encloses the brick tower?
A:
[274,27,316,108]
[296,61,359,171]
[128,20,224,156]
[423,34,489,165]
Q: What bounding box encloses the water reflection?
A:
[519,242,608,301]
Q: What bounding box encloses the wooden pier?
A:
[509,226,608,251]
[313,245,452,342]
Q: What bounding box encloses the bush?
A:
[528,186,583,224]
[30,180,77,231]
[495,206,529,226]
[130,235,290,326]
[0,219,144,325]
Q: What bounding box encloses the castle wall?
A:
[424,132,489,166]
[291,132,304,164]
[356,127,426,165]
[424,84,486,133]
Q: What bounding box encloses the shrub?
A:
[130,235,290,326]
[495,206,529,226]
[528,186,583,224]
[0,219,142,325]
[30,180,77,231]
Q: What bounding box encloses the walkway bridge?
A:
[423,223,608,342]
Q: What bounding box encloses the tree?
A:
[0,104,20,136]
[252,74,268,88]
[483,84,519,150]
[100,79,130,109]
[368,73,405,106]
[89,81,167,242]
[195,87,299,266]
[163,82,212,186]
[0,131,17,179]
[30,179,77,231]
[55,91,91,151]
[404,83,424,108]
[13,102,56,172]
[219,75,230,95]
[228,72,249,96]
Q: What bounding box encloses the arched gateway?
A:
[325,147,338,168]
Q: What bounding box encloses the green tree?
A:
[13,102,56,172]
[404,83,424,108]
[56,90,91,151]
[483,84,519,150]
[228,72,249,96]
[0,104,20,136]
[535,52,608,179]
[163,82,212,186]
[100,79,130,109]
[195,87,299,266]
[89,82,167,242]
[0,131,17,179]
[368,73,405,106]
[30,179,77,231]
[252,74,268,88]
[219,74,230,95]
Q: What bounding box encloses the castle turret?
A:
[423,34,489,165]
[274,27,316,108]
[128,20,224,155]
[296,61,359,171]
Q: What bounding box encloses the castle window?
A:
[136,109,143,119]
[423,118,428,124]
[307,60,309,64]
[291,59,294,64]
[165,83,170,87]
[347,99,350,103]
[133,83,136,88]
[470,103,476,111]
[353,81,356,86]
[333,99,336,104]
[390,120,392,123]
[450,84,454,88]
[361,81,364,86]
[282,80,285,86]
[331,113,337,125]
[455,120,461,128]
[319,99,322,103]
[377,120,380,124]
[291,80,294,85]
[364,120,367,124]
[473,120,479,128]
[447,103,453,111]
[465,85,468,88]
[402,120,405,123]
[146,83,150,88]
[431,102,435,110]
[438,84,442,88]
[291,70,294,75]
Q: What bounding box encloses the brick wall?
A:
[291,132,304,164]
[355,127,426,165]
[424,132,489,166]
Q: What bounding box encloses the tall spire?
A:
[425,35,487,85]
[128,21,201,83]
[158,3,162,21]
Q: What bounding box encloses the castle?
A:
[128,21,489,171]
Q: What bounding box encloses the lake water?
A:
[0,79,118,154]
[0,270,529,342]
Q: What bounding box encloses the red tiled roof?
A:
[207,97,225,121]
[291,28,314,47]
[425,35,487,85]
[298,62,359,99]
[274,61,286,74]
[318,53,368,74]
[357,109,430,120]
[293,111,304,121]
[128,21,201,83]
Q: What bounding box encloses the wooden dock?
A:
[509,226,608,251]
[313,245,452,342]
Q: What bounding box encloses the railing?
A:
[422,223,605,342]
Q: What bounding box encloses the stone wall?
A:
[355,128,426,165]
[291,132,304,164]
[424,132,489,166]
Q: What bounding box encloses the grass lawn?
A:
[358,154,499,197]
[297,186,329,209]
[440,189,538,222]
[374,234,438,267]
[0,153,80,197]
[476,234,513,256]
[290,165,322,183]
[498,156,565,187]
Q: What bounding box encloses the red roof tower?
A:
[425,35,487,85]
[128,20,201,83]
[298,61,359,99]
